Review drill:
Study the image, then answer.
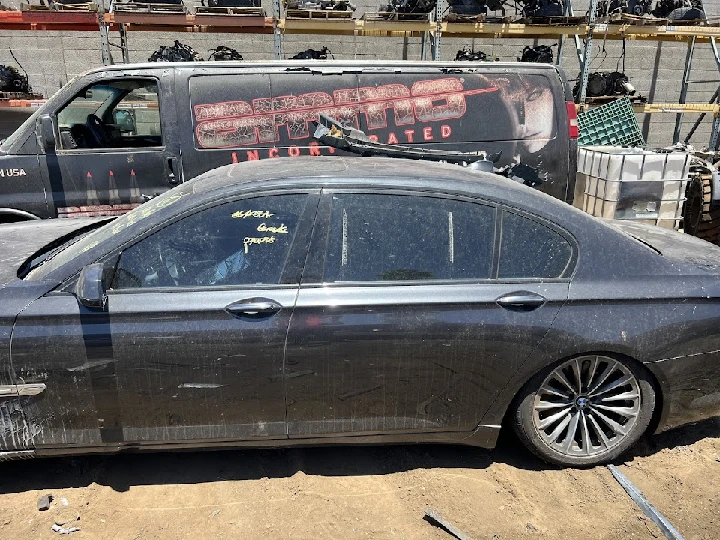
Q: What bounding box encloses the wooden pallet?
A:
[195,5,264,16]
[21,1,97,11]
[112,1,186,14]
[517,15,586,26]
[444,13,511,23]
[585,94,647,105]
[286,8,352,19]
[364,11,430,22]
[0,91,43,100]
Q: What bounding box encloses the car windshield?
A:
[25,183,193,281]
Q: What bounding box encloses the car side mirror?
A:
[75,263,108,309]
[112,109,136,133]
[36,114,56,152]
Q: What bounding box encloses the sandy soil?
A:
[1,417,718,540]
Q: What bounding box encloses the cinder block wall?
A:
[1,0,719,148]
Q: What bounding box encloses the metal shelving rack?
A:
[1,0,719,145]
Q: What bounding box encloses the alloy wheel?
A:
[532,356,641,458]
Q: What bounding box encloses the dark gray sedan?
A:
[1,157,719,467]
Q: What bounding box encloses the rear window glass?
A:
[498,210,573,279]
[188,72,556,155]
[323,193,496,283]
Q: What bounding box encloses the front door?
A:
[10,192,317,448]
[285,191,574,438]
[42,75,180,218]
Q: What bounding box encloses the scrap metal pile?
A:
[0,65,30,95]
[148,41,205,62]
[518,44,554,63]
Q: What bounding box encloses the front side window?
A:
[498,210,573,279]
[111,194,308,289]
[323,193,496,283]
[57,79,161,151]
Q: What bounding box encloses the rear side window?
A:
[323,194,496,283]
[498,210,572,279]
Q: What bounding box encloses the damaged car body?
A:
[1,157,719,467]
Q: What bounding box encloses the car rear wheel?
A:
[512,355,656,467]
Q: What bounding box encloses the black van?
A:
[0,61,578,221]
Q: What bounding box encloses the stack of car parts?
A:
[203,0,260,6]
[517,0,564,17]
[0,65,30,95]
[597,0,653,16]
[518,45,554,63]
[381,0,437,16]
[290,47,331,60]
[653,0,705,20]
[446,0,506,17]
[285,0,354,10]
[574,71,636,100]
[148,41,204,62]
[208,46,244,61]
[454,47,497,61]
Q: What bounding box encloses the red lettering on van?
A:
[193,78,499,149]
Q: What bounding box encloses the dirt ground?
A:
[1,417,718,540]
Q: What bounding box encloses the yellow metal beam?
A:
[577,102,720,114]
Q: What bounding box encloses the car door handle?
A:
[0,383,47,398]
[225,298,283,317]
[496,291,546,310]
[167,156,180,185]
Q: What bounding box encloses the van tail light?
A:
[566,101,579,139]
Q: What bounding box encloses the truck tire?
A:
[683,174,720,245]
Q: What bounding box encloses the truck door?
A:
[42,74,181,218]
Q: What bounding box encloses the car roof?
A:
[80,59,562,77]
[188,156,569,213]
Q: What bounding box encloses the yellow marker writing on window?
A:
[257,223,288,234]
[243,236,276,253]
[232,210,275,219]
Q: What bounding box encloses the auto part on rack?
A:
[204,0,260,6]
[597,0,652,16]
[208,46,244,61]
[148,41,204,62]
[454,46,497,61]
[381,0,437,15]
[285,0,355,10]
[574,71,635,99]
[518,45,555,63]
[652,0,705,20]
[517,0,564,17]
[447,0,507,16]
[0,65,30,94]
[290,47,331,60]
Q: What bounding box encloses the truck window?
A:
[56,79,162,151]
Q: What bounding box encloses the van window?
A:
[57,79,162,151]
[323,193,496,283]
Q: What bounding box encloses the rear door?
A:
[284,190,573,438]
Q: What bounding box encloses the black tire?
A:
[511,354,656,467]
[683,174,720,246]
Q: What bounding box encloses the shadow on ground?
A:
[1,416,718,494]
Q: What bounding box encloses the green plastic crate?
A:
[577,98,645,147]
